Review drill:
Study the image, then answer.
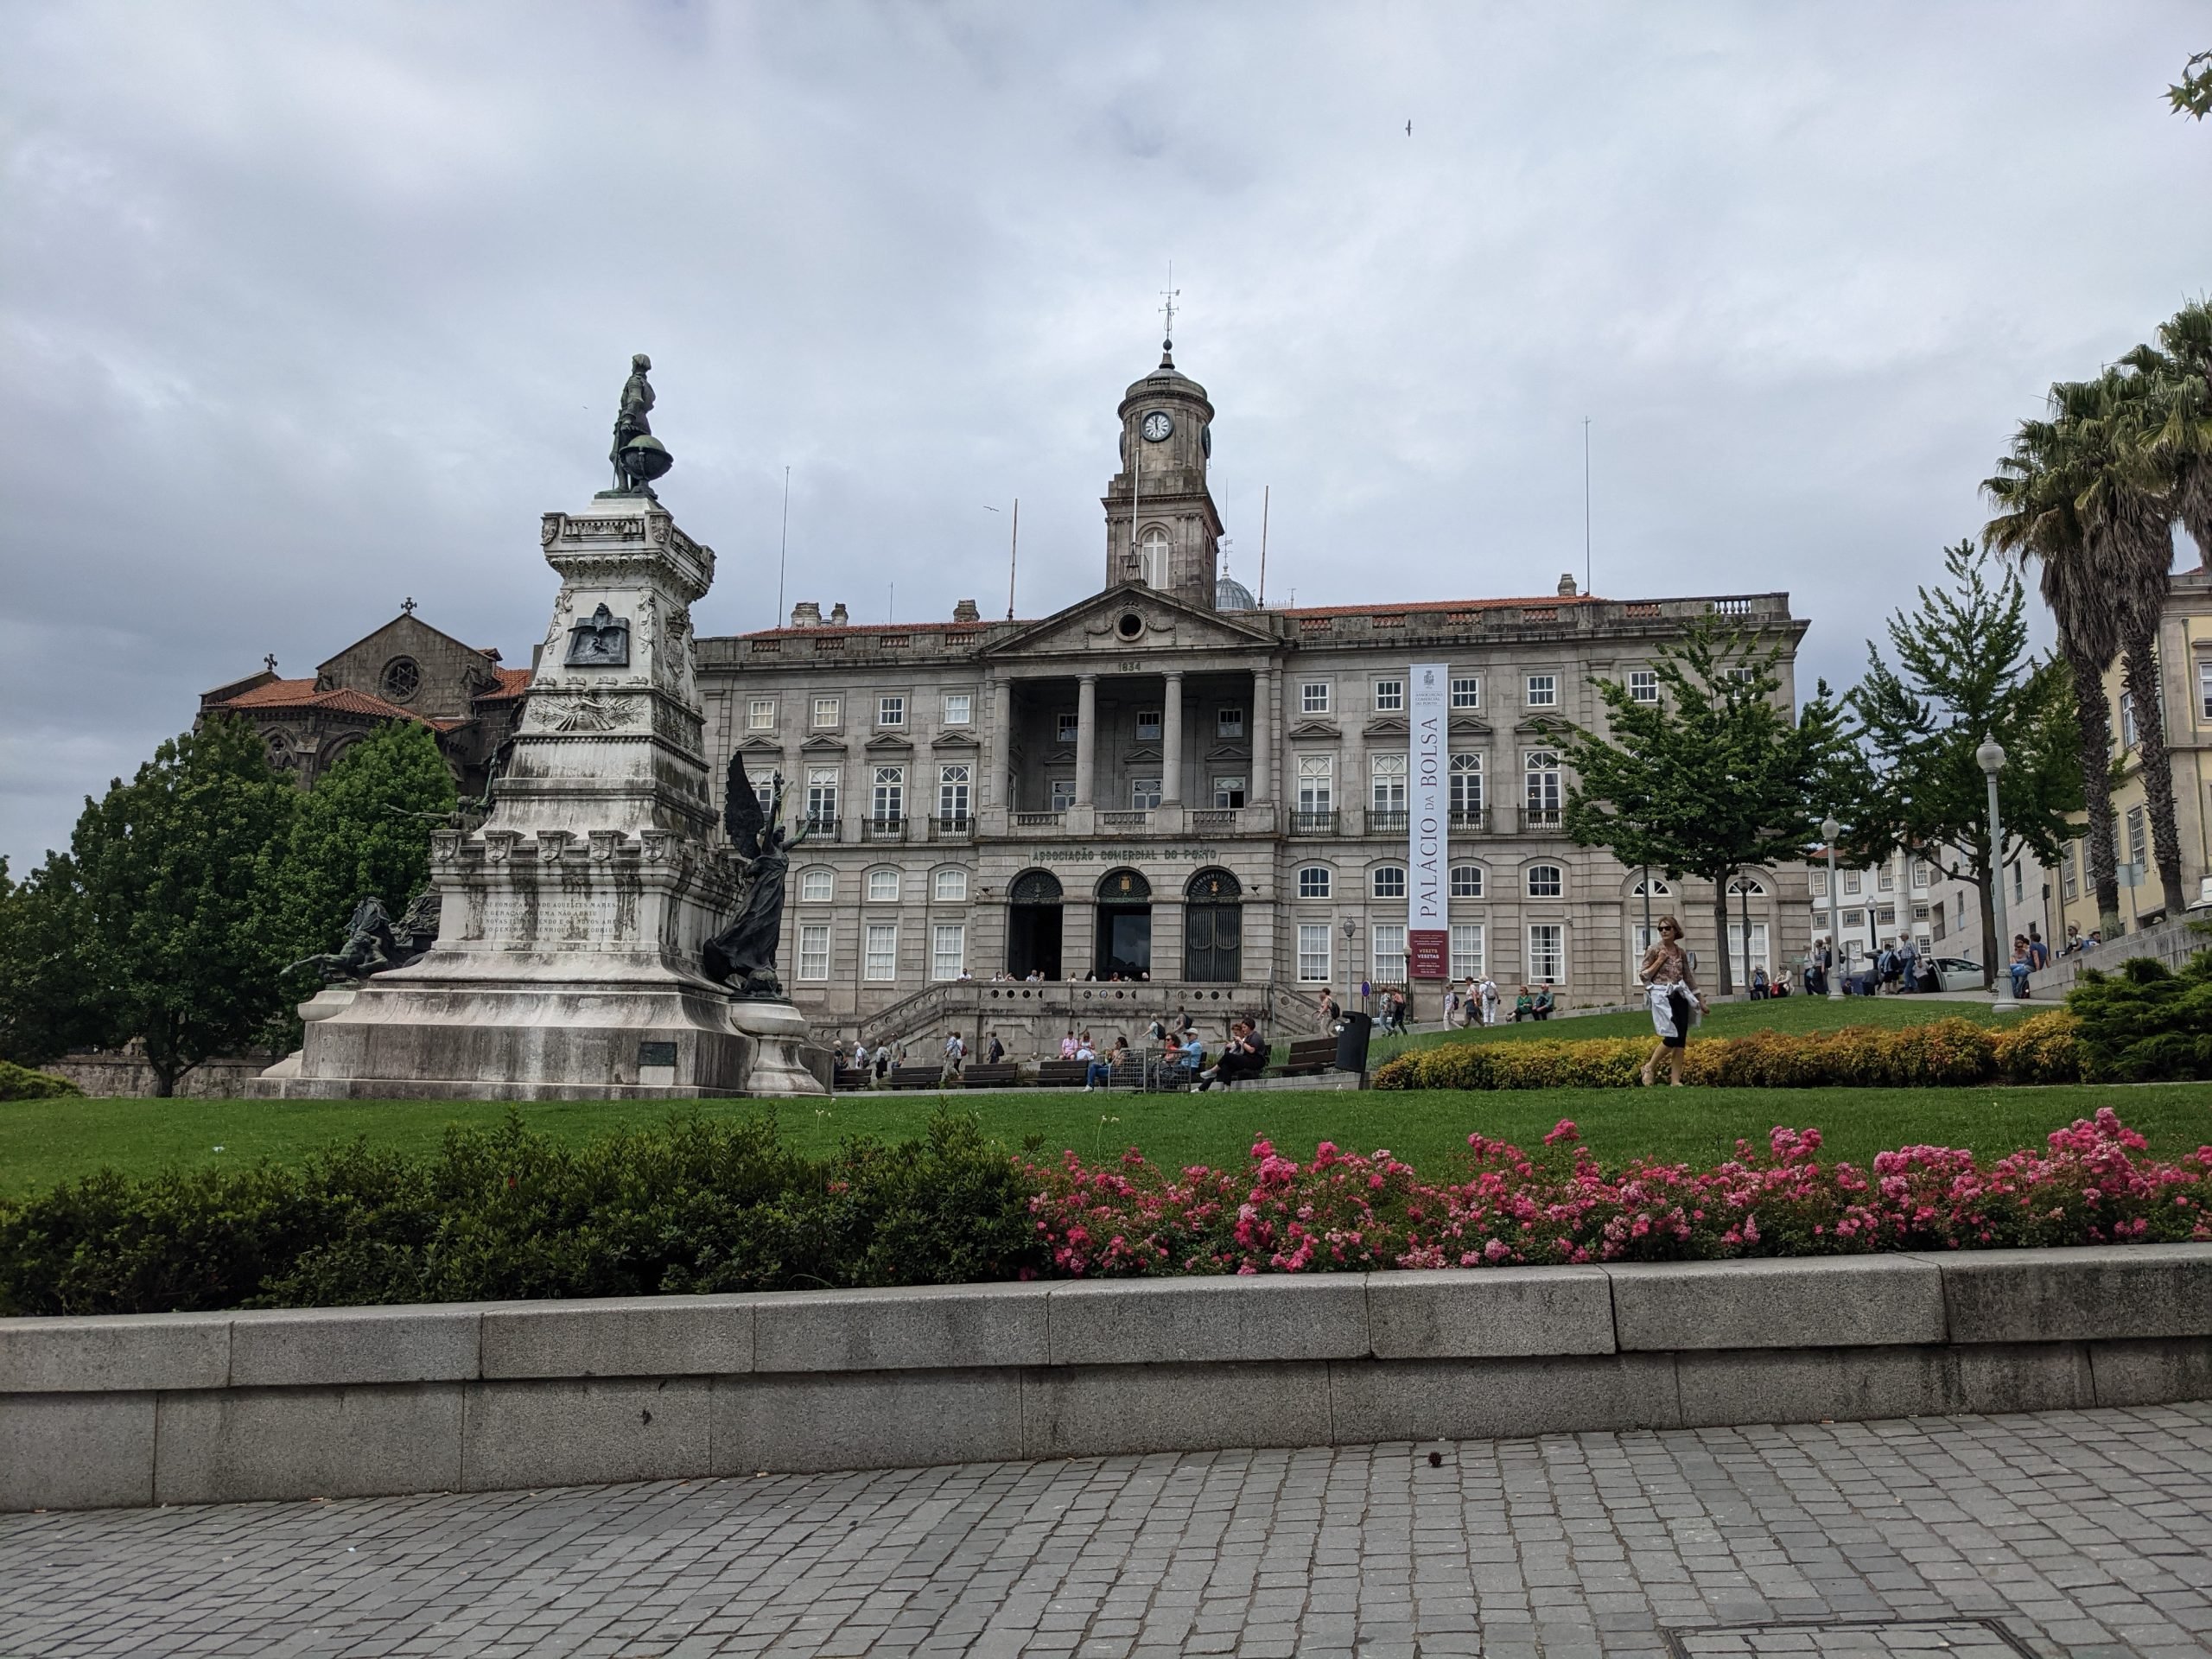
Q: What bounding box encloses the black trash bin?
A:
[1335,1010,1375,1075]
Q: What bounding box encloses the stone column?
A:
[986,672,1010,808]
[1074,674,1097,808]
[1161,671,1184,805]
[1251,665,1274,802]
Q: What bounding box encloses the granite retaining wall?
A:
[4,1244,2209,1511]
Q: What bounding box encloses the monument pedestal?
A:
[254,496,829,1100]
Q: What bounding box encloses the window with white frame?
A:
[810,696,841,729]
[942,691,972,726]
[1373,678,1405,712]
[1130,777,1162,810]
[1726,666,1758,687]
[754,775,776,817]
[1844,907,1865,930]
[1450,864,1484,899]
[2063,844,2078,900]
[2122,691,2139,749]
[1217,706,1244,737]
[1527,863,1564,898]
[1524,750,1561,817]
[1300,680,1332,715]
[1372,923,1408,982]
[1370,752,1408,810]
[2013,862,2025,905]
[1632,875,1671,895]
[933,868,968,902]
[1811,869,1828,897]
[746,697,777,731]
[1525,673,1558,708]
[867,868,900,903]
[1450,675,1481,709]
[798,923,830,982]
[1297,755,1333,812]
[1628,670,1659,704]
[870,766,905,823]
[1297,865,1332,899]
[1212,775,1246,808]
[1629,921,1662,974]
[1726,922,1771,976]
[1135,707,1163,740]
[938,764,970,822]
[1056,711,1079,743]
[805,766,840,824]
[1372,866,1407,899]
[931,923,966,982]
[1728,874,1767,896]
[1297,923,1332,982]
[863,923,899,981]
[800,869,834,903]
[1528,924,1565,982]
[1136,528,1170,588]
[1877,866,1894,892]
[2128,804,2147,869]
[1450,753,1484,816]
[1050,776,1076,811]
[1450,923,1485,980]
[1910,859,1933,890]
[877,696,906,728]
[1875,904,1896,926]
[1843,870,1862,895]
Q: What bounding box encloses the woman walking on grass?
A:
[1637,914,1706,1087]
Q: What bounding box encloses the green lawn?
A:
[4,1080,2206,1198]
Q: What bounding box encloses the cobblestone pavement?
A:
[4,1402,2210,1658]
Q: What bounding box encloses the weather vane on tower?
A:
[1160,263,1179,356]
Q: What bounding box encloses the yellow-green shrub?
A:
[1993,1009,2081,1085]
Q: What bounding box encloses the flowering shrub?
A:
[1021,1109,2209,1274]
[1369,1012,2082,1091]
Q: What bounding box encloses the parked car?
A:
[1927,956,1986,991]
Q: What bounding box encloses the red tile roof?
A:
[474,667,534,702]
[212,678,433,724]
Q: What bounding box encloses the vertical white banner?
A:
[1408,661,1449,978]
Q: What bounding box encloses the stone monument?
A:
[256,361,829,1098]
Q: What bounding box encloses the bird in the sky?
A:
[1405,119,1413,136]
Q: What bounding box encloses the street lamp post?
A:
[1341,916,1363,1010]
[1821,816,1844,1001]
[1977,739,2019,1013]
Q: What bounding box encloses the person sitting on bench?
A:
[1198,1020,1267,1091]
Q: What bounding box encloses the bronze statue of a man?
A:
[610,353,656,493]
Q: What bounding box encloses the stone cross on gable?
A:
[264,653,278,673]
[402,596,417,615]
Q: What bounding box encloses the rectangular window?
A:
[1050,777,1076,811]
[1876,905,1896,926]
[1528,924,1565,983]
[2063,844,2078,900]
[868,869,900,903]
[1450,864,1484,899]
[798,923,830,982]
[942,692,972,726]
[1217,706,1245,738]
[1726,666,1758,687]
[800,869,833,903]
[1726,922,1771,976]
[1527,864,1563,898]
[1372,923,1408,983]
[1450,923,1485,980]
[1910,860,1933,890]
[938,764,970,823]
[811,696,841,730]
[1878,866,1895,892]
[1129,777,1162,810]
[931,923,965,982]
[863,923,898,982]
[1297,923,1332,983]
[1810,869,1828,897]
[877,696,906,727]
[1628,670,1659,704]
[1911,903,1931,922]
[1843,870,1862,896]
[1212,775,1246,809]
[1135,708,1163,740]
[746,697,777,731]
[2122,691,2139,749]
[871,766,904,823]
[1449,753,1484,815]
[1450,675,1481,709]
[1297,866,1332,899]
[1525,674,1558,708]
[2012,862,2025,905]
[933,868,968,903]
[1297,755,1333,812]
[1372,867,1408,899]
[804,766,839,826]
[1844,907,1865,930]
[1373,678,1405,712]
[1056,711,1079,743]
[1523,750,1561,817]
[1370,752,1408,810]
[2127,804,2147,870]
[1301,681,1332,715]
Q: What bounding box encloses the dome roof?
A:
[1216,575,1257,612]
[1123,342,1208,404]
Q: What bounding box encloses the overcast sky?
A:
[3,2,2206,870]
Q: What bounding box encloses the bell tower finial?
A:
[1159,262,1179,361]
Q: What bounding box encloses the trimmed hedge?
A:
[2070,950,2212,1082]
[0,1059,83,1101]
[1370,1012,2082,1091]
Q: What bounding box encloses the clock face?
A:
[1200,423,1212,459]
[1141,410,1173,442]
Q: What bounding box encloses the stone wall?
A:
[2026,910,2212,999]
[47,1050,278,1099]
[4,1244,2208,1512]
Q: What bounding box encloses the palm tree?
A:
[2125,300,2212,566]
[1984,406,2124,933]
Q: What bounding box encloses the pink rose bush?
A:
[1021,1109,2212,1276]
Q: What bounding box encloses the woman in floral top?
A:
[1637,914,1706,1087]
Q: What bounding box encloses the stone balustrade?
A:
[3,1245,2207,1511]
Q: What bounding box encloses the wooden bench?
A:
[830,1068,873,1091]
[959,1062,1020,1088]
[1271,1036,1341,1077]
[1033,1059,1093,1088]
[885,1066,951,1090]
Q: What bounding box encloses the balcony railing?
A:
[1190,808,1236,834]
[1450,808,1491,833]
[1292,809,1338,836]
[861,814,906,842]
[1519,805,1564,833]
[1014,810,1065,829]
[1364,809,1409,836]
[804,813,840,837]
[933,813,973,838]
[1100,809,1152,830]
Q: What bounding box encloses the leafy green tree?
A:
[1562,622,1856,995]
[2171,49,2212,120]
[264,721,455,969]
[65,716,301,1096]
[0,854,106,1065]
[1850,542,2084,982]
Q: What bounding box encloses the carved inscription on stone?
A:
[531,693,639,734]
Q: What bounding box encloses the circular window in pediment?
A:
[381,657,422,702]
[1115,612,1145,642]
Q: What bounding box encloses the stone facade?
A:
[695,348,1815,1045]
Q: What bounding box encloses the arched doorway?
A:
[1006,868,1064,980]
[1184,868,1243,982]
[1094,868,1152,979]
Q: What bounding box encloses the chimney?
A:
[830,602,849,626]
[952,598,982,623]
[790,601,821,628]
[1557,573,1579,596]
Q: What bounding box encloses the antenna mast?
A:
[1006,498,1020,620]
[776,465,791,627]
[1257,485,1271,608]
[1582,418,1592,595]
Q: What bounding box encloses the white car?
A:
[1926,956,1987,992]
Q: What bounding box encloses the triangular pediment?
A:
[981,581,1274,663]
[1287,718,1341,740]
[1364,715,1411,739]
[932,729,979,750]
[318,612,496,677]
[1515,716,1567,738]
[1449,714,1493,736]
[863,733,914,753]
[740,734,783,751]
[1125,743,1162,762]
[1204,742,1249,761]
[800,734,847,752]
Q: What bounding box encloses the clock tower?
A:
[1103,338,1224,609]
